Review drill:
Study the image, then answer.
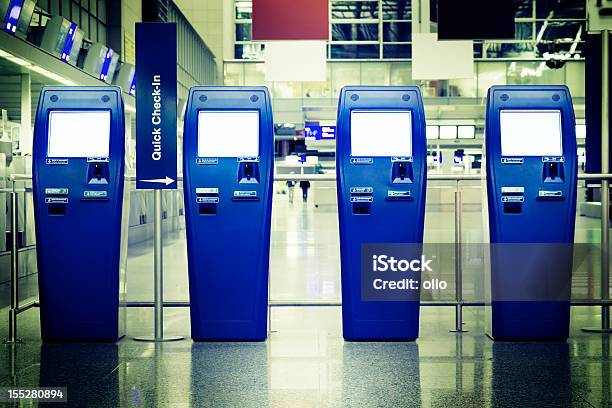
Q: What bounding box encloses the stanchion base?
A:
[2,338,24,344]
[133,335,184,342]
[582,327,612,333]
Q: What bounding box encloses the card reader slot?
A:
[238,162,260,184]
[543,162,564,183]
[87,162,110,185]
[392,161,413,184]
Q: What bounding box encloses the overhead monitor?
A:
[440,125,458,140]
[458,125,476,139]
[60,22,78,62]
[4,0,21,33]
[47,111,111,157]
[15,0,35,36]
[426,125,439,140]
[437,0,514,40]
[500,110,563,156]
[198,110,259,157]
[350,110,412,157]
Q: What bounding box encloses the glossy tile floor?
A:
[1,186,611,407]
[2,306,612,407]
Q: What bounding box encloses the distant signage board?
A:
[305,125,336,140]
[252,0,329,41]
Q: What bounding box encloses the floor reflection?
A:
[40,343,120,406]
[490,342,572,407]
[1,303,612,407]
[342,342,421,407]
[191,342,268,407]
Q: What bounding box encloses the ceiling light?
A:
[6,55,29,66]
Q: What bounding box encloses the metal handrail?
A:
[7,174,31,181]
[0,188,29,193]
[120,300,612,308]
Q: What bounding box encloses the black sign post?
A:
[134,22,182,343]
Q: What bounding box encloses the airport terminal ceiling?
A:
[0,0,591,137]
[234,0,587,60]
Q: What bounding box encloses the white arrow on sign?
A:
[139,176,175,186]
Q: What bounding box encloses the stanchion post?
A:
[154,189,163,339]
[603,168,611,332]
[134,189,183,342]
[600,29,611,332]
[268,266,273,334]
[584,29,612,334]
[4,180,23,344]
[451,186,468,333]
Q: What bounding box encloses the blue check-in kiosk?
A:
[485,85,577,340]
[337,86,427,341]
[33,86,126,342]
[183,87,273,341]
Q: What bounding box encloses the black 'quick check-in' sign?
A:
[135,22,177,190]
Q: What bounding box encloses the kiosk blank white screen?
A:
[350,110,412,157]
[47,111,111,157]
[500,110,563,156]
[198,110,259,157]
